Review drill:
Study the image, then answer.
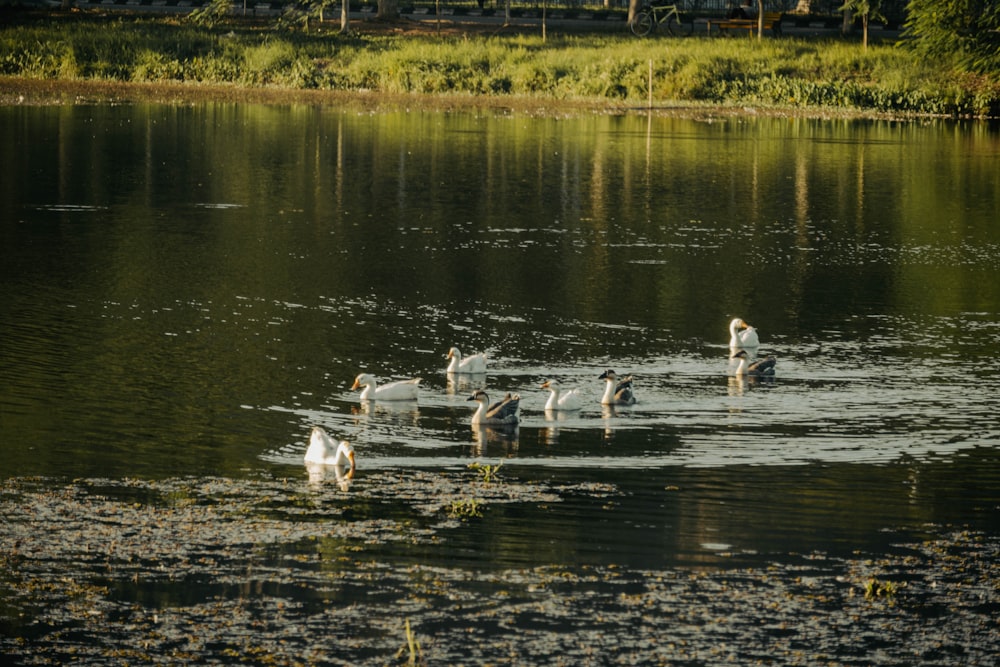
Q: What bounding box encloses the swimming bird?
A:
[599,369,637,406]
[351,373,421,401]
[732,350,777,376]
[304,426,356,468]
[541,380,583,411]
[729,317,760,349]
[467,390,521,425]
[446,347,488,374]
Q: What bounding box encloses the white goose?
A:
[304,426,356,468]
[729,317,760,349]
[446,347,488,374]
[732,350,777,376]
[351,373,421,401]
[467,390,521,426]
[599,369,637,406]
[540,380,583,411]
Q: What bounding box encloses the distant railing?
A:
[71,0,819,11]
[72,0,854,19]
[442,1,808,11]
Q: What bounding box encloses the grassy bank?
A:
[1,11,997,116]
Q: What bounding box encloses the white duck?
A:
[729,317,760,349]
[351,373,421,401]
[467,390,521,426]
[599,369,637,406]
[540,380,583,411]
[304,426,356,468]
[732,350,777,376]
[446,347,488,374]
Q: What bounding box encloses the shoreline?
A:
[0,76,936,122]
[1,9,993,120]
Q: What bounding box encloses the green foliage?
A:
[904,0,1000,76]
[278,3,312,32]
[2,17,998,115]
[243,40,299,84]
[134,49,186,81]
[275,0,342,31]
[839,0,885,22]
[468,460,503,484]
[447,498,483,520]
[189,0,232,28]
[864,577,901,603]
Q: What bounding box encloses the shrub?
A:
[2,17,997,116]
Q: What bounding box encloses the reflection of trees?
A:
[19,110,999,333]
[101,108,979,341]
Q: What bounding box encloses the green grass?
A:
[1,14,997,116]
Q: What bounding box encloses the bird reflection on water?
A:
[471,423,520,458]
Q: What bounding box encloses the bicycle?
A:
[630,2,693,37]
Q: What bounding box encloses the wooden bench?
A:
[706,11,783,36]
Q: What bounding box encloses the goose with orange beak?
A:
[351,373,421,401]
[304,426,356,469]
[729,317,760,350]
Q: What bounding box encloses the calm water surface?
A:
[1,104,999,665]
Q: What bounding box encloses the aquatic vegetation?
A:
[396,618,426,666]
[468,460,504,485]
[447,498,484,520]
[1,475,998,665]
[864,577,901,602]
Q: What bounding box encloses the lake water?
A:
[2,104,999,665]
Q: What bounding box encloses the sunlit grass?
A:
[1,16,997,115]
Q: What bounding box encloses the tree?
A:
[905,0,1000,75]
[839,0,884,49]
[628,0,643,25]
[377,0,400,20]
[340,0,351,34]
[188,0,231,27]
[313,0,337,23]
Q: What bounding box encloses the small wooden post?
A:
[542,0,547,42]
[648,59,653,110]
